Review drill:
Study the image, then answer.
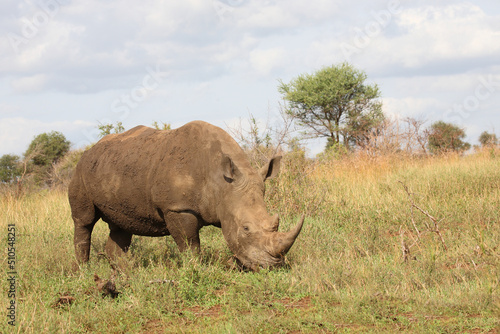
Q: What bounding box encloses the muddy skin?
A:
[69,121,303,270]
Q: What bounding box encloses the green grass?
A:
[2,151,500,333]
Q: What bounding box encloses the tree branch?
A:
[398,181,448,254]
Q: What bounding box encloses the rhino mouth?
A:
[234,252,284,272]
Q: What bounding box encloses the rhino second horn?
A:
[271,215,305,257]
[271,214,280,232]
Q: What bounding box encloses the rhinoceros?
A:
[68,121,303,271]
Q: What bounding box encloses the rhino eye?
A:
[243,226,250,232]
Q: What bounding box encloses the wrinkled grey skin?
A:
[68,121,303,271]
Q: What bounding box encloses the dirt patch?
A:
[334,323,363,329]
[142,319,165,334]
[277,296,313,310]
[396,313,454,323]
[52,295,76,308]
[184,304,223,318]
[263,296,313,312]
[467,329,498,334]
[213,286,228,297]
[141,304,223,333]
[467,328,499,334]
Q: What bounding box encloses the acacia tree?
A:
[427,121,470,153]
[24,131,71,184]
[0,154,21,183]
[278,62,384,150]
[478,131,498,147]
[25,131,71,167]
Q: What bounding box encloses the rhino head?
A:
[217,155,304,271]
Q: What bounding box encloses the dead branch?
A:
[225,108,300,167]
[95,251,127,276]
[398,181,448,254]
[402,116,429,155]
[94,273,120,298]
[91,242,127,278]
[398,181,421,239]
[399,226,411,262]
[16,142,43,196]
[148,279,177,285]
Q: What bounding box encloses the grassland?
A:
[2,149,499,333]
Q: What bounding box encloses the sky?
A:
[1,0,499,157]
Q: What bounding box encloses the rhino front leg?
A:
[105,224,133,260]
[165,212,201,253]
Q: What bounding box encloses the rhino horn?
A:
[269,215,304,257]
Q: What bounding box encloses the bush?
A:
[25,131,71,167]
[50,149,85,188]
[0,154,21,183]
[428,121,470,154]
[23,131,71,186]
[479,131,498,147]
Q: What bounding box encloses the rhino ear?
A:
[260,156,281,182]
[222,154,241,183]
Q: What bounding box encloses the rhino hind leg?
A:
[74,221,97,263]
[105,224,133,260]
[165,211,201,253]
[72,201,99,264]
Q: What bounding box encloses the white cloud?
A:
[393,3,500,65]
[235,0,340,29]
[0,118,94,156]
[306,2,500,78]
[237,4,299,30]
[10,74,48,93]
[378,3,500,73]
[383,97,442,119]
[0,0,499,153]
[249,47,287,76]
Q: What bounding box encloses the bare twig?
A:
[225,106,301,167]
[402,116,429,155]
[398,181,421,239]
[90,242,127,277]
[16,142,44,196]
[95,252,126,275]
[399,226,410,262]
[398,181,448,252]
[410,204,447,251]
[148,279,177,285]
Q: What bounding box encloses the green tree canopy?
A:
[278,62,384,150]
[24,131,71,166]
[428,121,470,153]
[0,154,21,183]
[478,131,498,147]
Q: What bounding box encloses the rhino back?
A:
[70,121,247,234]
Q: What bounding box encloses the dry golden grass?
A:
[1,149,499,333]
